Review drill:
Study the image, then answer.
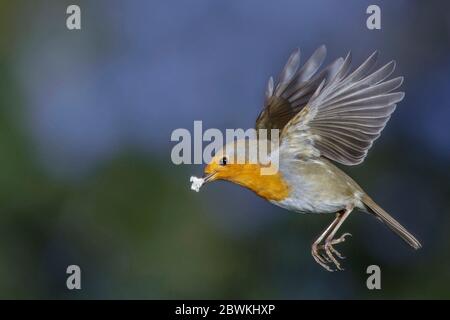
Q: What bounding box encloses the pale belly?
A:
[272,159,363,214]
[271,196,349,214]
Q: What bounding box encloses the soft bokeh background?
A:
[0,0,449,299]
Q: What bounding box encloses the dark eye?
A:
[219,156,228,166]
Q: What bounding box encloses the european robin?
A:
[191,45,421,271]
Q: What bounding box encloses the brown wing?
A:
[280,51,404,165]
[256,45,343,138]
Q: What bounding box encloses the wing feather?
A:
[280,51,404,165]
[256,45,341,134]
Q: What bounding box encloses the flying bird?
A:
[192,45,421,271]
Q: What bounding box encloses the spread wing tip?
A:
[279,49,405,166]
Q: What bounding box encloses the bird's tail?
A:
[362,194,422,249]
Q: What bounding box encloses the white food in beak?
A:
[190,176,204,192]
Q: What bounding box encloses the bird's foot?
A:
[311,243,333,272]
[312,233,352,272]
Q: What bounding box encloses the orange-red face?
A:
[201,141,289,201]
[203,149,261,185]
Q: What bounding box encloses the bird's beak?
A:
[202,172,217,183]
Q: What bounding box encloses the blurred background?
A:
[0,0,449,299]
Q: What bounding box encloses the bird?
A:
[192,45,421,271]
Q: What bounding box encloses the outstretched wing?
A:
[256,45,344,138]
[280,51,404,165]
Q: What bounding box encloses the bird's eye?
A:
[219,156,228,166]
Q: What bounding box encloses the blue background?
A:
[0,0,449,298]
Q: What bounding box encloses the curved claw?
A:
[311,245,333,272]
[312,232,352,271]
[329,245,345,259]
[324,243,342,270]
[340,233,352,241]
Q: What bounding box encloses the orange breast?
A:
[223,164,290,201]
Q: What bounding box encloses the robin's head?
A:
[203,139,259,183]
[201,139,288,200]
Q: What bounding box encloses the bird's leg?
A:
[322,207,353,271]
[311,214,341,272]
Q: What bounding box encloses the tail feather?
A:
[362,195,422,249]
